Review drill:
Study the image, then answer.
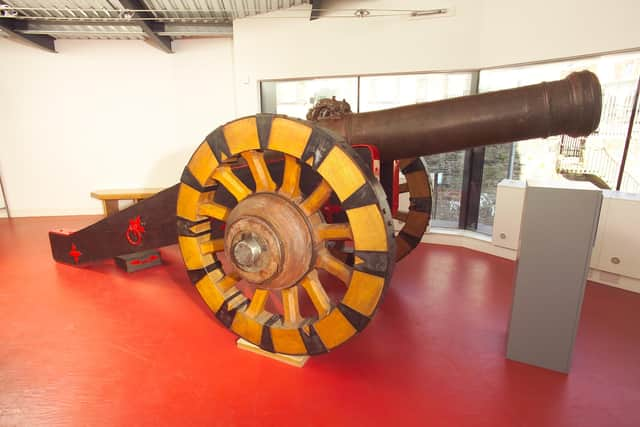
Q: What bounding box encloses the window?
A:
[359,73,472,111]
[359,73,474,228]
[476,52,640,230]
[260,50,640,235]
[621,88,640,193]
[261,77,358,118]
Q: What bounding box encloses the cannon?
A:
[49,71,602,356]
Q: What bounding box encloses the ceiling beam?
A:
[161,24,233,37]
[310,0,324,21]
[14,18,141,26]
[0,18,56,52]
[118,0,172,53]
[3,19,233,39]
[13,18,228,27]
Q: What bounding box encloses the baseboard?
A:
[424,228,639,294]
[588,269,640,294]
[423,228,517,261]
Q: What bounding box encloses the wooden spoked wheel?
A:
[393,157,432,261]
[176,115,395,355]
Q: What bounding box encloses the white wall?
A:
[232,0,482,116]
[477,0,640,67]
[2,0,639,217]
[0,38,236,217]
[232,0,640,115]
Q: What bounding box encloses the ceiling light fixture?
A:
[410,8,448,17]
[119,10,134,20]
[354,9,370,18]
[0,4,18,17]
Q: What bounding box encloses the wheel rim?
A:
[393,157,432,261]
[177,115,395,355]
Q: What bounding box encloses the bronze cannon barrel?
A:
[316,71,602,160]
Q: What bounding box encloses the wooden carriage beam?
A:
[0,18,56,53]
[118,0,173,53]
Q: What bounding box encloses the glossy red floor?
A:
[1,216,639,427]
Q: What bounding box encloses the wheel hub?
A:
[231,234,265,271]
[224,193,315,290]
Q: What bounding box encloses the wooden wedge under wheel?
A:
[176,114,396,355]
[393,157,432,261]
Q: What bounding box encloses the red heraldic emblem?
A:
[131,254,159,266]
[126,216,146,246]
[69,243,82,264]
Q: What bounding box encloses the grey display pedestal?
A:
[506,181,602,373]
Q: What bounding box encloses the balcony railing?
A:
[557,135,640,193]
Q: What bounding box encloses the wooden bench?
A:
[91,188,164,216]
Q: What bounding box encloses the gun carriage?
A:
[49,71,602,356]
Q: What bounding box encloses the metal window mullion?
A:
[507,142,516,179]
[617,73,640,191]
[458,70,482,230]
[356,75,360,113]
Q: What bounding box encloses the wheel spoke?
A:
[201,238,225,254]
[300,270,331,317]
[393,210,409,222]
[241,151,276,192]
[316,223,353,241]
[216,272,241,292]
[212,165,252,202]
[300,180,332,215]
[246,288,269,317]
[282,286,302,324]
[399,182,409,193]
[197,202,229,221]
[316,249,353,285]
[280,154,302,198]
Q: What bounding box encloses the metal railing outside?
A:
[556,136,640,193]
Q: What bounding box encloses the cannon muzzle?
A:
[316,71,602,160]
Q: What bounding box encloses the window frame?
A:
[259,48,640,234]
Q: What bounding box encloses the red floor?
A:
[1,216,639,427]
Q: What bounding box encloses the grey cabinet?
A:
[506,181,602,373]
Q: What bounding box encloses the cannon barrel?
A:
[316,71,602,160]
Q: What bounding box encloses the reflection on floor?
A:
[1,216,639,427]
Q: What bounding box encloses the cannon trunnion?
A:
[49,71,602,356]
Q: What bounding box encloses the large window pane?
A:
[359,73,472,111]
[261,77,358,118]
[621,95,640,193]
[478,52,640,231]
[360,73,474,228]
